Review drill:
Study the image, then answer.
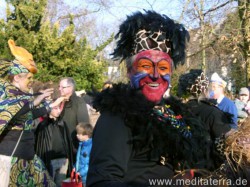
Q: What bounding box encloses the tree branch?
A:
[203,1,231,16]
[58,8,101,20]
[179,0,191,22]
[145,0,156,10]
[187,39,217,58]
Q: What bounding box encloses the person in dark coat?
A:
[177,69,232,170]
[35,94,74,187]
[87,11,212,187]
[59,77,90,160]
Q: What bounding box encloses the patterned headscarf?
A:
[0,60,30,81]
[8,60,29,75]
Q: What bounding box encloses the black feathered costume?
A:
[87,11,212,187]
[87,84,214,186]
[177,69,232,171]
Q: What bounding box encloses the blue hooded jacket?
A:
[76,138,92,184]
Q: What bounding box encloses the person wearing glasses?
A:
[58,77,89,161]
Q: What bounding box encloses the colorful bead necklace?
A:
[151,105,192,138]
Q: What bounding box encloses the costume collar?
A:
[93,83,210,169]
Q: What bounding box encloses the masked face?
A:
[128,50,172,103]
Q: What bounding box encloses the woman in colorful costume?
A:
[0,40,64,186]
[87,11,212,187]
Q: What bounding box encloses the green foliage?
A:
[0,0,112,91]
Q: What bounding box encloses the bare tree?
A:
[238,0,250,85]
[179,0,237,75]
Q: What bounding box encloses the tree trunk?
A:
[238,0,250,86]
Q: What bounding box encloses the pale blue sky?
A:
[63,0,183,25]
[0,0,6,17]
[0,0,236,49]
[62,0,185,48]
[0,0,184,32]
[0,0,182,18]
[0,0,236,27]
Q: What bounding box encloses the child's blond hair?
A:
[76,122,93,138]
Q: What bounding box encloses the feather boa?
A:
[92,83,213,170]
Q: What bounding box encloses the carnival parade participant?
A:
[210,72,238,129]
[177,69,232,171]
[87,11,211,187]
[0,39,65,186]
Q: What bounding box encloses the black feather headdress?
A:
[112,10,190,67]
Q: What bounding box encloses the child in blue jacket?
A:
[75,122,93,186]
